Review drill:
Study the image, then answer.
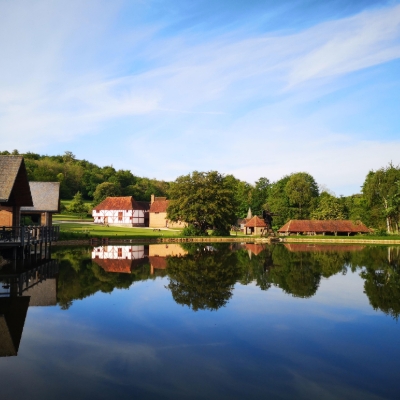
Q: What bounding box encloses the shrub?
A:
[182,224,205,236]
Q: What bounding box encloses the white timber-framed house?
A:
[92,196,150,227]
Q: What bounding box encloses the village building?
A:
[278,220,370,236]
[149,195,185,229]
[0,156,33,227]
[92,196,150,227]
[244,216,267,235]
[20,182,60,227]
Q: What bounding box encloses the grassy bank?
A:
[57,223,183,240]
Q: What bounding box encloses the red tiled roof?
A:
[245,216,267,228]
[93,196,149,211]
[245,243,265,255]
[284,243,366,252]
[278,220,370,233]
[149,256,167,269]
[149,199,169,213]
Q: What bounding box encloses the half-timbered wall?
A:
[92,209,147,226]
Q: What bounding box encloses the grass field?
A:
[57,223,183,239]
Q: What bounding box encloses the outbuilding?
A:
[278,220,370,236]
[244,216,267,235]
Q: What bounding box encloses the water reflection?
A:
[0,257,58,357]
[2,243,400,325]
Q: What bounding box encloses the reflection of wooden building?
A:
[149,244,187,274]
[149,195,185,228]
[92,197,150,227]
[21,182,60,227]
[278,220,370,236]
[0,297,30,357]
[0,156,33,227]
[91,245,148,273]
[244,216,267,235]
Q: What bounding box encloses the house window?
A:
[118,248,122,257]
[118,212,123,221]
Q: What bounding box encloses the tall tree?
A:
[362,163,400,233]
[167,171,237,235]
[285,172,319,219]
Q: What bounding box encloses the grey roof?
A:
[21,182,60,212]
[0,156,25,202]
[23,279,57,306]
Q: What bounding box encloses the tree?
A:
[311,192,347,220]
[250,177,270,216]
[93,182,121,205]
[67,192,87,216]
[362,163,400,233]
[285,172,319,219]
[167,171,237,235]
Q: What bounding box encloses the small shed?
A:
[0,156,33,227]
[278,220,370,236]
[244,216,267,235]
[20,182,60,226]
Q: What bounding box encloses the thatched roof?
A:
[0,156,32,206]
[21,182,60,213]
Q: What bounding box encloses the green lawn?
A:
[57,223,183,239]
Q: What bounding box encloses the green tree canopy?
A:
[311,192,347,220]
[93,182,122,205]
[285,172,319,219]
[167,171,237,235]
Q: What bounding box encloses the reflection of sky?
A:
[1,272,399,399]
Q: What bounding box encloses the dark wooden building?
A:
[0,156,33,227]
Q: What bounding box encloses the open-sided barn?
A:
[278,220,370,236]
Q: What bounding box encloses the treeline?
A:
[1,149,399,232]
[0,150,169,203]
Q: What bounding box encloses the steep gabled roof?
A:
[278,220,370,233]
[21,182,60,212]
[149,256,167,269]
[0,156,33,206]
[245,243,265,255]
[93,196,150,211]
[149,198,169,213]
[245,216,267,228]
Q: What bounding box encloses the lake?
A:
[0,243,399,399]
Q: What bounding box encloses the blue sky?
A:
[0,0,399,195]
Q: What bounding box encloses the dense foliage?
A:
[2,149,399,232]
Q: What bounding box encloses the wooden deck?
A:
[0,226,59,248]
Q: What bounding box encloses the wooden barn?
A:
[278,220,370,236]
[92,196,150,227]
[0,156,33,227]
[20,182,60,227]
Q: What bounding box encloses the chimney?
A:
[151,194,155,204]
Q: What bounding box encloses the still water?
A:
[0,243,399,399]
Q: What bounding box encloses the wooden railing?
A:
[0,225,60,245]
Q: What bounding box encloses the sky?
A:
[0,0,399,195]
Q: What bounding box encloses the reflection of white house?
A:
[92,196,149,226]
[91,245,148,273]
[92,245,145,260]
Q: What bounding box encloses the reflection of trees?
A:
[53,247,161,309]
[166,245,242,311]
[359,247,400,319]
